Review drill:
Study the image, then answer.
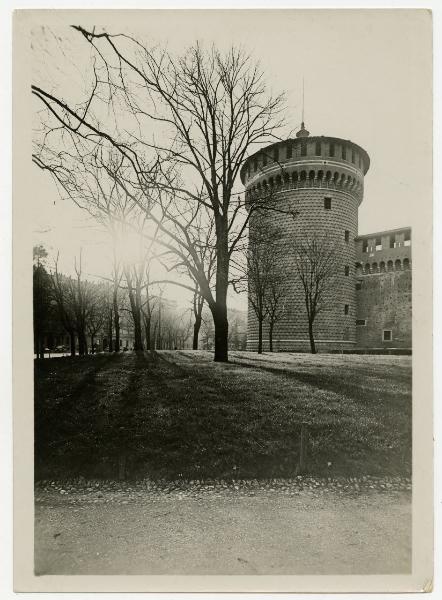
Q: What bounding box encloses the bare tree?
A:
[265,273,287,352]
[293,234,340,354]
[69,252,91,355]
[50,257,77,356]
[200,309,215,351]
[234,217,287,354]
[87,284,107,353]
[141,273,158,351]
[123,260,145,353]
[33,245,52,358]
[32,28,288,361]
[192,288,205,350]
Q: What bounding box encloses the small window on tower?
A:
[301,140,307,156]
[324,197,332,210]
[329,142,335,157]
[345,266,350,276]
[344,304,350,315]
[404,230,411,246]
[356,281,362,291]
[286,144,292,159]
[315,141,321,156]
[351,149,355,163]
[356,319,367,326]
[345,230,350,242]
[342,145,347,160]
[383,330,392,342]
[389,236,395,249]
[274,147,279,162]
[375,238,382,251]
[362,240,368,253]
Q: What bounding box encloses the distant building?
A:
[241,124,411,353]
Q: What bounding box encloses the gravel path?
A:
[35,477,411,575]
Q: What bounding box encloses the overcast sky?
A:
[31,9,432,311]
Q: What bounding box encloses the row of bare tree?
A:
[33,245,205,358]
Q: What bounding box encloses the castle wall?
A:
[355,228,411,274]
[246,184,360,352]
[355,270,412,349]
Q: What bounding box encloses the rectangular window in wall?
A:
[404,230,411,246]
[342,145,347,160]
[344,304,349,315]
[329,142,335,157]
[362,240,368,253]
[324,197,332,210]
[352,149,355,163]
[286,144,292,159]
[356,319,367,326]
[375,237,382,251]
[383,330,392,342]
[356,281,362,291]
[345,266,350,276]
[345,230,350,242]
[274,147,279,162]
[389,236,395,249]
[315,141,321,156]
[253,158,258,172]
[301,140,307,156]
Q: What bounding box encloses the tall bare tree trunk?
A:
[108,316,113,352]
[269,321,274,352]
[192,291,204,350]
[308,320,316,354]
[132,312,143,353]
[213,227,229,362]
[144,316,151,351]
[69,330,76,356]
[258,318,263,354]
[113,287,120,352]
[38,337,45,359]
[152,322,158,350]
[78,330,88,356]
[193,315,202,350]
[212,303,228,362]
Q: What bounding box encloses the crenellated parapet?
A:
[241,136,369,207]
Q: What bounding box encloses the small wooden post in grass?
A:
[298,422,309,474]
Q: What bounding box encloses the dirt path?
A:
[35,486,411,575]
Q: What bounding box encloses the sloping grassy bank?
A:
[34,350,411,480]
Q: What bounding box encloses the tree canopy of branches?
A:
[32,26,287,361]
[293,234,340,354]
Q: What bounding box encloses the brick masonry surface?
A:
[355,270,411,349]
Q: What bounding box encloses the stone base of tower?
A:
[246,338,357,353]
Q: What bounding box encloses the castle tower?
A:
[240,127,370,352]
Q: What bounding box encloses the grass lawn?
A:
[34,350,411,480]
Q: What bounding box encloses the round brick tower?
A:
[240,124,370,352]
